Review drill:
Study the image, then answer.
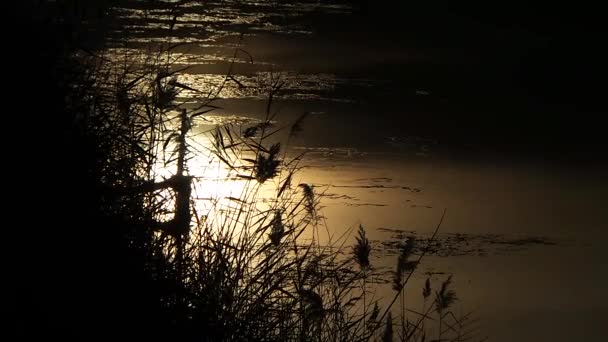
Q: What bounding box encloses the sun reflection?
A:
[151,126,283,232]
[153,134,242,219]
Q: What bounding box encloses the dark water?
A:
[110,0,607,157]
[107,2,608,341]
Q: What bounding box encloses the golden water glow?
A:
[150,125,290,234]
[152,133,248,221]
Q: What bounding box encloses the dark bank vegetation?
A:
[15,1,480,341]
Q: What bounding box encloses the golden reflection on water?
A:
[151,123,308,241]
[140,99,608,342]
[153,132,247,222]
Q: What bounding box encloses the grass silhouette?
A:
[15,2,483,341]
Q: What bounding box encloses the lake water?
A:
[107,1,608,341]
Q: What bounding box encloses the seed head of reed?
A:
[423,277,432,300]
[353,224,371,270]
[269,210,285,246]
[255,143,281,183]
[392,237,417,291]
[382,311,394,342]
[298,183,316,218]
[434,275,457,314]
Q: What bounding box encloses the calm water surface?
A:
[107,2,608,340]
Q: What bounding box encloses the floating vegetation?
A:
[376,227,562,258]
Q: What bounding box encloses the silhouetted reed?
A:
[38,2,484,341]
